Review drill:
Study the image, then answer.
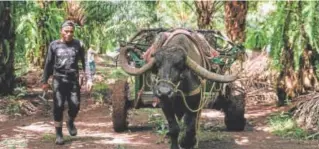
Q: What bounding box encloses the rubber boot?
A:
[55,127,64,145]
[67,119,77,136]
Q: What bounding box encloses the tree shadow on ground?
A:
[198,139,238,149]
[128,125,154,133]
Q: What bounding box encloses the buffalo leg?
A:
[180,95,200,149]
[161,104,180,149]
[180,110,198,149]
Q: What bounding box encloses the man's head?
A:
[60,20,75,43]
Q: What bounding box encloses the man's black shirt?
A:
[42,39,85,83]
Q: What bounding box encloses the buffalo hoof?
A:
[225,116,246,131]
[170,144,180,149]
[180,137,196,149]
[67,120,77,136]
[179,146,194,149]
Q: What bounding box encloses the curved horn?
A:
[186,57,238,83]
[119,46,155,76]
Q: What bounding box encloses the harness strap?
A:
[184,85,201,96]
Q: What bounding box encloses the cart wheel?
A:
[223,83,246,131]
[111,80,130,132]
[207,82,246,131]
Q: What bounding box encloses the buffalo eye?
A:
[175,60,184,70]
[180,73,185,79]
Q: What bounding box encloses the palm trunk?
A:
[194,1,216,29]
[39,1,48,68]
[298,44,319,93]
[224,1,248,43]
[276,1,296,106]
[0,1,15,95]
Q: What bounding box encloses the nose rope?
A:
[155,79,181,92]
[155,78,214,112]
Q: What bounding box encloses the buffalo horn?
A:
[186,57,238,83]
[119,46,155,75]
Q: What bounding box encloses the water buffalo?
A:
[119,30,241,149]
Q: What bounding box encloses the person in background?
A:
[41,20,88,145]
[86,45,98,92]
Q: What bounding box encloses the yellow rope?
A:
[154,79,181,91]
[177,80,218,113]
[194,81,205,148]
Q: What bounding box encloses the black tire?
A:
[223,83,246,131]
[111,80,129,132]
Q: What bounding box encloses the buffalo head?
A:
[152,46,186,98]
[119,45,238,98]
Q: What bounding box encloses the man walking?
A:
[41,20,87,145]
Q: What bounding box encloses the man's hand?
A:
[42,83,50,92]
[86,80,93,92]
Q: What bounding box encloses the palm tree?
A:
[287,1,319,130]
[65,1,85,26]
[194,1,222,29]
[275,2,295,105]
[15,1,65,68]
[296,1,319,94]
[0,1,15,95]
[224,1,248,43]
[79,1,158,52]
[267,1,319,105]
[156,1,196,28]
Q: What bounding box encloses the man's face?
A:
[61,26,74,42]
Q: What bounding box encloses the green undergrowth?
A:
[0,138,27,149]
[91,82,109,103]
[268,112,319,140]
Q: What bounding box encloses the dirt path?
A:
[0,96,318,149]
